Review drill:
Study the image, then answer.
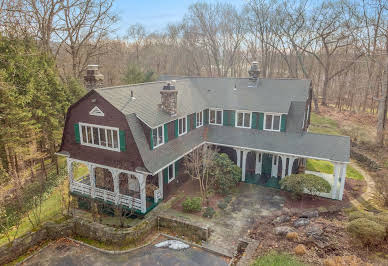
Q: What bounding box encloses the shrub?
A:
[280,174,331,199]
[346,218,386,246]
[217,201,227,210]
[224,195,232,203]
[252,251,306,266]
[182,197,202,213]
[348,211,388,232]
[211,153,241,195]
[203,207,215,218]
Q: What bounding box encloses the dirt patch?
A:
[248,211,388,265]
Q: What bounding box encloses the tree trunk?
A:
[321,69,329,106]
[376,68,388,146]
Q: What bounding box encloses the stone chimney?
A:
[84,65,104,90]
[248,61,260,80]
[160,81,178,116]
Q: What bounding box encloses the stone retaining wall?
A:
[350,148,380,171]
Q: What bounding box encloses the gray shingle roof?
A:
[286,101,306,133]
[96,77,310,128]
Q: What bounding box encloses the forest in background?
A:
[0,0,388,199]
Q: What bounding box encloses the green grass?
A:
[309,112,343,136]
[252,251,306,266]
[306,159,364,180]
[0,181,67,246]
[73,163,89,180]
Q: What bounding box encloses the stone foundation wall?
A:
[157,215,209,242]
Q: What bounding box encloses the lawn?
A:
[306,159,364,180]
[309,112,343,136]
[252,251,306,266]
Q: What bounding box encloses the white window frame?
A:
[235,111,252,128]
[209,108,223,125]
[167,163,175,183]
[196,111,203,128]
[79,122,120,152]
[152,125,164,148]
[178,117,187,136]
[264,113,282,132]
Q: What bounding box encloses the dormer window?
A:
[79,122,120,151]
[209,108,223,125]
[236,111,251,128]
[264,113,281,131]
[178,117,187,136]
[196,111,203,128]
[152,125,164,148]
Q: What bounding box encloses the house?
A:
[57,63,350,215]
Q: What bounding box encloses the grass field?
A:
[309,112,343,136]
[306,159,363,180]
[252,252,306,266]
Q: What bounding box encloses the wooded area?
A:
[0,0,388,198]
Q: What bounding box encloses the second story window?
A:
[152,125,164,148]
[178,117,187,136]
[196,111,203,127]
[80,122,120,151]
[236,111,251,128]
[209,108,222,125]
[264,113,281,131]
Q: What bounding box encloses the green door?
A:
[262,154,272,176]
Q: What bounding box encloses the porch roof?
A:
[128,114,350,174]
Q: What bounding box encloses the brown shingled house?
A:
[57,63,350,214]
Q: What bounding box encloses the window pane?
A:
[210,110,215,123]
[244,113,250,127]
[99,128,106,146]
[216,110,222,124]
[237,112,243,126]
[113,130,118,148]
[168,164,174,180]
[152,128,157,146]
[200,112,202,124]
[82,125,87,143]
[93,127,99,145]
[87,126,92,144]
[179,119,182,134]
[107,129,112,147]
[183,117,186,132]
[265,115,272,130]
[158,126,163,144]
[273,115,280,130]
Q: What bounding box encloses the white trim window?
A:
[209,108,223,125]
[196,111,203,128]
[178,117,187,136]
[264,113,281,131]
[167,163,175,183]
[236,111,251,128]
[152,125,164,148]
[80,122,120,151]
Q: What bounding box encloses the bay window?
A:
[80,122,120,151]
[209,108,223,125]
[196,111,203,127]
[152,125,164,148]
[178,117,187,136]
[236,111,251,128]
[264,113,281,131]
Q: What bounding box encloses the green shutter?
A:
[164,124,168,143]
[174,119,178,137]
[230,110,235,126]
[251,113,258,129]
[223,110,228,126]
[258,113,264,130]
[163,167,168,184]
[74,124,80,143]
[204,109,209,125]
[187,115,190,132]
[119,130,126,151]
[150,129,154,150]
[193,113,197,129]
[281,114,287,132]
[175,160,179,175]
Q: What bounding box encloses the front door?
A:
[262,153,272,176]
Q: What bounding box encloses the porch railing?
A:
[71,181,142,211]
[154,189,162,203]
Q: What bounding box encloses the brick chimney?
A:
[84,65,104,90]
[160,81,178,116]
[248,61,260,80]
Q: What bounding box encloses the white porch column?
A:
[338,163,347,200]
[255,152,262,175]
[67,158,74,192]
[89,164,96,198]
[235,148,241,167]
[241,150,248,181]
[158,171,164,199]
[331,163,340,200]
[271,155,279,177]
[137,174,147,213]
[112,170,120,204]
[288,156,296,176]
[280,155,287,178]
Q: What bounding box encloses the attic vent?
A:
[89,106,104,117]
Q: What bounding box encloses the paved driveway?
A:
[164,183,285,256]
